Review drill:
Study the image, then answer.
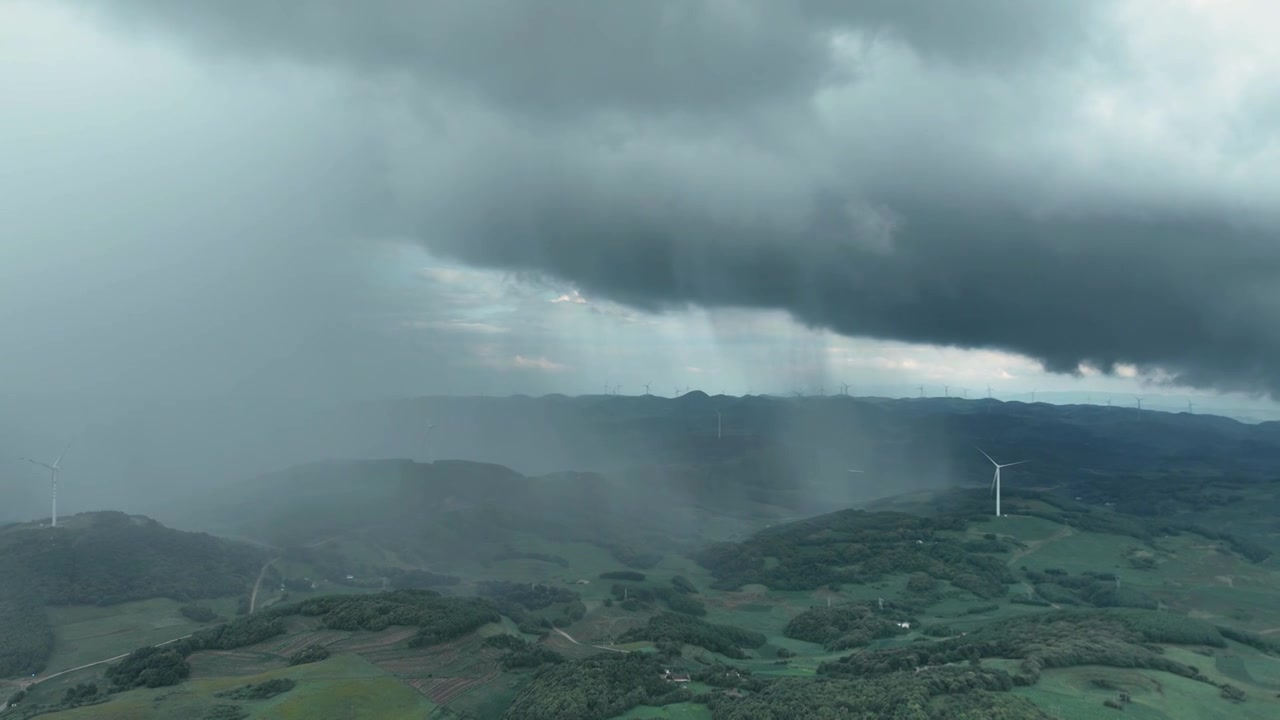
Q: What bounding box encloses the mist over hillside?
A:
[5,393,1279,529]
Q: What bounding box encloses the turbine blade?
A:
[990,469,998,494]
[21,458,55,470]
[975,446,998,466]
[1000,460,1030,468]
[55,441,73,467]
[847,469,865,473]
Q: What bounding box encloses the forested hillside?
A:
[0,512,265,678]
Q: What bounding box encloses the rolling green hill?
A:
[0,512,266,679]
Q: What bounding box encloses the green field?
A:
[43,597,240,673]
[33,654,440,720]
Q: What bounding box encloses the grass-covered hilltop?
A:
[6,395,1280,719]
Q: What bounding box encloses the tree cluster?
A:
[820,609,1226,689]
[0,576,53,677]
[1022,569,1157,610]
[215,677,296,700]
[500,653,687,720]
[482,634,564,669]
[286,589,499,646]
[287,643,331,666]
[619,612,766,659]
[104,646,191,690]
[694,510,1011,598]
[783,605,909,650]
[706,669,1043,720]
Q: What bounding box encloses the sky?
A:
[4,0,1280,418]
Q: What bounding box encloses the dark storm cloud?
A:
[65,0,1280,396]
[79,0,1106,117]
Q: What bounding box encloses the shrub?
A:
[287,643,330,666]
[180,604,217,623]
[599,571,646,582]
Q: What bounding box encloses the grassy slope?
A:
[42,597,239,674]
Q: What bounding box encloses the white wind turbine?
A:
[976,447,1027,518]
[23,442,72,528]
[424,422,437,462]
[1134,395,1144,410]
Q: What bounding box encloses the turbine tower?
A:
[715,409,722,439]
[976,447,1028,518]
[1134,395,1144,410]
[1187,400,1194,413]
[424,422,437,462]
[643,383,651,395]
[986,385,993,399]
[943,385,949,398]
[23,442,72,528]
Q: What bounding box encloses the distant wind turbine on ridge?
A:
[1134,395,1144,410]
[976,447,1028,518]
[424,422,437,462]
[715,409,722,439]
[23,441,72,528]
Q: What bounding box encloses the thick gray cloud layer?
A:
[60,0,1280,396]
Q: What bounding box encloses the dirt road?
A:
[1008,525,1074,566]
[249,557,281,613]
[1,634,193,712]
[552,627,628,654]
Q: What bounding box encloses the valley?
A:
[4,395,1280,719]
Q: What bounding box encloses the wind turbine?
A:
[961,387,970,399]
[424,422,437,462]
[943,385,949,398]
[1187,400,1194,413]
[918,386,924,398]
[976,447,1028,518]
[1134,395,1144,410]
[986,385,993,399]
[643,383,651,395]
[23,442,72,528]
[1031,388,1037,403]
[715,409,722,439]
